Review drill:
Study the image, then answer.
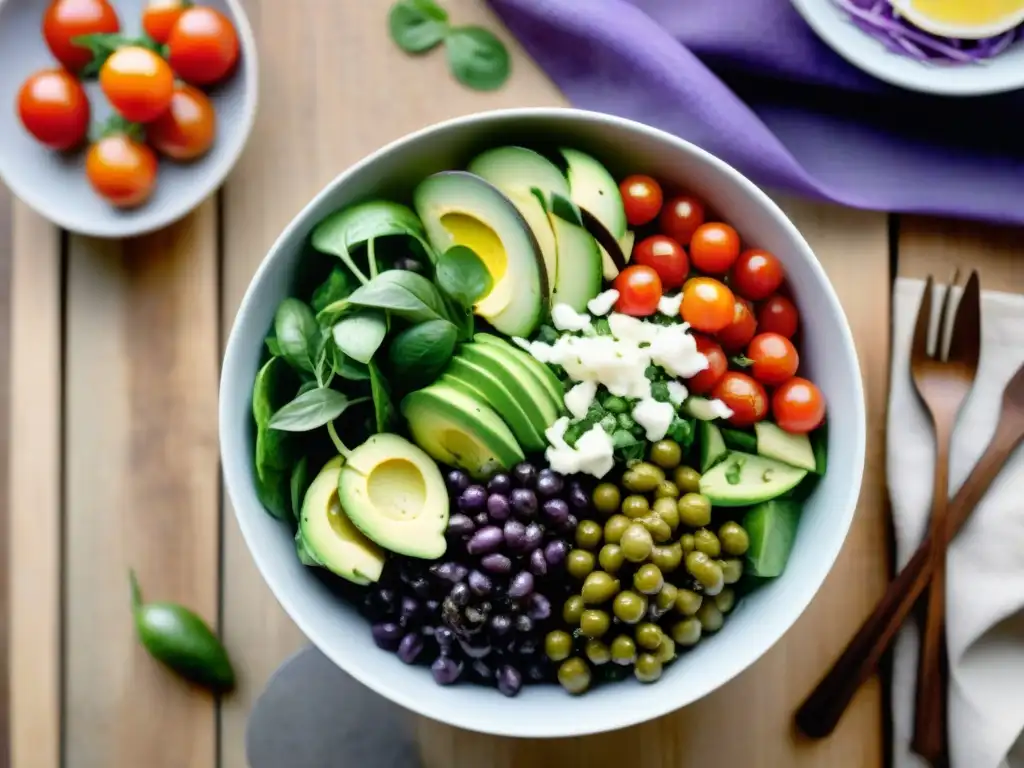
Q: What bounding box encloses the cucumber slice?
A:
[699,451,808,507]
[720,427,757,454]
[743,500,802,578]
[699,421,728,473]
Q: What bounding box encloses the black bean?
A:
[503,520,527,551]
[536,469,564,498]
[480,553,512,574]
[399,597,421,625]
[410,577,431,599]
[431,656,463,685]
[468,570,493,597]
[459,485,487,512]
[544,540,570,566]
[528,548,548,576]
[509,572,535,599]
[429,562,467,584]
[528,593,552,621]
[511,488,538,520]
[542,498,570,525]
[560,514,579,535]
[447,514,475,537]
[371,622,402,651]
[445,469,470,494]
[513,462,537,488]
[488,473,512,495]
[449,582,471,607]
[397,633,424,664]
[516,637,539,657]
[489,614,513,637]
[568,482,590,509]
[486,493,511,522]
[468,526,503,555]
[425,599,440,615]
[497,665,523,697]
[515,614,534,634]
[434,626,455,651]
[523,523,544,552]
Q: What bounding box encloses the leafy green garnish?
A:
[269,389,369,432]
[289,457,311,524]
[445,26,511,91]
[311,267,356,313]
[435,245,492,309]
[331,309,387,364]
[369,361,396,433]
[74,33,165,78]
[388,0,449,53]
[274,299,321,374]
[252,358,299,520]
[388,319,458,385]
[325,270,450,325]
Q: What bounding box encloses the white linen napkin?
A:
[888,277,1024,768]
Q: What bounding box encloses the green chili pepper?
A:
[130,571,236,693]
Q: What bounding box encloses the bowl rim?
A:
[790,0,1024,96]
[220,106,867,738]
[0,0,259,239]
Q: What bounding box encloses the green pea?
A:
[653,480,681,501]
[622,463,665,493]
[545,630,573,661]
[696,601,724,632]
[581,571,620,605]
[639,515,673,543]
[620,524,654,563]
[674,588,703,616]
[635,622,663,651]
[610,635,637,666]
[600,414,618,434]
[604,395,628,414]
[715,588,736,614]
[680,533,696,553]
[649,440,682,470]
[592,483,621,516]
[621,494,650,519]
[612,590,648,624]
[655,635,677,664]
[598,544,625,574]
[563,595,585,625]
[719,521,751,556]
[634,653,663,683]
[585,639,611,666]
[653,497,680,530]
[633,564,664,595]
[580,609,611,638]
[575,520,604,550]
[694,528,722,557]
[655,583,679,614]
[604,514,631,544]
[720,558,744,585]
[650,542,683,573]
[558,657,592,695]
[671,617,703,647]
[685,551,725,595]
[567,549,596,580]
[673,466,702,494]
[678,493,712,528]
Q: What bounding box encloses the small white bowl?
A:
[791,0,1024,96]
[220,108,866,738]
[0,0,257,238]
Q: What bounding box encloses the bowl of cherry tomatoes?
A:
[0,0,257,238]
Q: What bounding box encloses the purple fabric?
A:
[487,0,1024,226]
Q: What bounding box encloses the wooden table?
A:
[3,1,1022,766]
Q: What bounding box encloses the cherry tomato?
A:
[86,134,158,208]
[716,297,757,352]
[17,69,90,151]
[712,372,768,427]
[632,235,688,289]
[167,7,240,86]
[43,0,120,72]
[746,333,799,386]
[758,294,799,338]
[619,174,663,227]
[614,265,663,317]
[731,249,785,301]
[142,0,189,44]
[772,377,826,434]
[690,222,741,275]
[687,334,727,395]
[681,277,735,333]
[147,84,216,161]
[100,46,174,123]
[659,195,705,245]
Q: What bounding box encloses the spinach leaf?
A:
[442,294,474,341]
[388,319,458,385]
[252,357,299,520]
[275,299,320,374]
[269,389,368,432]
[444,26,510,92]
[297,379,321,396]
[289,456,311,523]
[265,336,282,357]
[409,0,448,20]
[369,361,396,433]
[435,245,492,308]
[323,270,449,325]
[311,267,355,313]
[331,309,387,364]
[331,343,372,381]
[389,0,449,53]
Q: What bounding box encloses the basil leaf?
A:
[388,319,458,385]
[275,299,320,373]
[289,456,310,523]
[269,388,360,432]
[369,361,396,433]
[435,245,492,309]
[444,26,510,92]
[331,343,372,381]
[297,379,320,396]
[442,294,474,341]
[389,1,449,54]
[311,267,356,313]
[335,270,448,324]
[409,0,448,21]
[331,309,387,364]
[265,336,282,357]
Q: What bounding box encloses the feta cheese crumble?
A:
[564,381,597,420]
[658,292,683,317]
[587,289,620,317]
[551,303,593,333]
[632,398,676,442]
[545,417,616,478]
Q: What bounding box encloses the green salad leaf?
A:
[289,457,311,524]
[331,309,388,364]
[369,361,396,433]
[325,270,450,325]
[389,0,450,53]
[269,388,369,432]
[435,245,492,309]
[311,267,356,313]
[445,26,511,91]
[388,319,458,385]
[252,357,299,520]
[274,299,321,374]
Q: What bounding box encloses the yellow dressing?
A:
[894,0,1024,36]
[440,213,508,290]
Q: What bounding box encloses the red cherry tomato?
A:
[43,0,120,72]
[716,297,757,352]
[689,222,741,275]
[86,133,158,208]
[746,333,799,386]
[659,195,705,245]
[614,265,663,316]
[142,0,189,44]
[686,334,727,395]
[681,277,735,333]
[167,7,240,86]
[758,294,799,338]
[619,174,663,227]
[731,249,785,300]
[632,235,689,289]
[100,46,175,123]
[773,377,826,434]
[712,372,768,427]
[17,69,90,151]
[147,84,216,161]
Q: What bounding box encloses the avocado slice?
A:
[401,382,524,480]
[754,422,817,472]
[560,149,627,280]
[547,204,603,313]
[459,341,560,433]
[743,499,802,578]
[699,421,728,473]
[337,434,449,559]
[414,171,548,338]
[299,457,385,585]
[699,451,808,507]
[720,427,758,454]
[473,332,564,407]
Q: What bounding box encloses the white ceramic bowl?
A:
[0,0,258,238]
[791,0,1024,95]
[220,108,866,739]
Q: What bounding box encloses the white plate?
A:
[791,0,1024,96]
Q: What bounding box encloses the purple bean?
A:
[431,656,463,685]
[434,626,455,651]
[429,562,468,584]
[398,633,424,664]
[528,548,548,576]
[542,498,570,525]
[497,665,523,697]
[468,570,492,597]
[486,493,511,522]
[480,553,512,574]
[560,514,579,535]
[459,485,487,512]
[523,523,544,552]
[544,539,569,566]
[370,588,398,616]
[515,614,534,634]
[467,525,503,555]
[399,596,421,625]
[446,469,470,494]
[511,488,538,520]
[371,622,403,651]
[447,514,475,537]
[489,614,512,637]
[569,482,590,510]
[449,582,471,607]
[487,473,512,495]
[503,519,526,551]
[512,462,537,488]
[508,571,535,599]
[536,469,564,498]
[528,593,552,621]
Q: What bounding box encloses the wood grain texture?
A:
[64,204,220,768]
[0,183,10,768]
[898,216,1024,291]
[8,202,61,768]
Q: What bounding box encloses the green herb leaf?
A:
[311,267,356,313]
[90,113,145,144]
[269,389,368,432]
[369,361,396,433]
[74,32,164,78]
[435,245,493,308]
[330,309,387,364]
[289,456,310,523]
[388,0,449,53]
[331,345,372,381]
[409,0,448,20]
[252,358,299,520]
[732,355,754,368]
[328,270,449,325]
[297,379,321,396]
[668,416,695,448]
[388,319,458,385]
[444,26,511,91]
[275,299,321,374]
[265,336,282,357]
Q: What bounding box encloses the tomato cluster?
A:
[616,175,826,435]
[16,0,239,209]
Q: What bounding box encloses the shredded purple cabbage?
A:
[831,0,1024,63]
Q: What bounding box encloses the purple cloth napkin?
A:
[487,0,1024,226]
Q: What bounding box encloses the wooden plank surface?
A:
[0,183,9,768]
